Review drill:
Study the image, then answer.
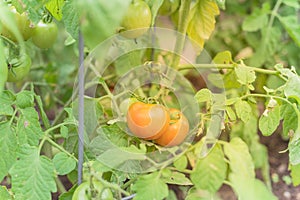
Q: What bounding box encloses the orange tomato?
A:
[126,101,170,140]
[155,108,189,147]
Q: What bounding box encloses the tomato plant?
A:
[0,0,299,200]
[32,21,58,49]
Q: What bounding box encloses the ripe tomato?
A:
[32,21,58,49]
[72,181,113,200]
[0,6,34,41]
[158,0,180,16]
[7,54,31,82]
[127,101,170,140]
[155,108,189,147]
[120,0,152,38]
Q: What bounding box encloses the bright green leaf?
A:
[194,88,212,103]
[190,144,227,193]
[282,0,300,8]
[289,138,300,165]
[162,171,193,186]
[281,103,298,137]
[60,125,69,138]
[0,90,15,116]
[187,0,220,49]
[0,186,12,200]
[279,15,300,47]
[290,163,300,186]
[9,145,57,200]
[46,0,65,21]
[132,172,169,200]
[186,187,220,200]
[53,152,76,175]
[17,107,43,146]
[259,106,281,136]
[234,65,256,85]
[213,51,233,64]
[242,3,270,32]
[234,100,252,123]
[174,155,188,171]
[16,90,35,109]
[224,137,255,179]
[0,122,18,182]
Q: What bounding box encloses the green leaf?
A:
[279,15,300,47]
[20,0,42,24]
[234,100,252,123]
[289,138,300,165]
[132,172,169,200]
[58,184,77,200]
[0,90,15,116]
[16,90,35,109]
[45,0,65,21]
[174,155,188,171]
[290,163,300,186]
[249,27,281,67]
[60,125,69,138]
[283,72,300,103]
[224,137,255,179]
[234,65,256,86]
[190,144,227,193]
[0,40,7,94]
[62,1,79,39]
[187,0,220,49]
[53,152,76,175]
[242,3,270,32]
[194,88,212,103]
[35,95,50,129]
[282,0,300,8]
[114,49,144,76]
[145,0,164,26]
[259,105,281,136]
[186,187,220,200]
[281,103,298,137]
[212,51,233,64]
[9,145,57,200]
[0,122,18,182]
[161,170,193,186]
[77,0,131,48]
[0,186,12,200]
[17,107,43,146]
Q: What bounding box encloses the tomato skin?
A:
[32,21,58,49]
[0,6,34,41]
[120,0,152,38]
[72,181,113,200]
[7,54,31,82]
[155,108,189,147]
[158,0,180,16]
[127,101,170,140]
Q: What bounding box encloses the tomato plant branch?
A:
[268,0,282,31]
[170,0,191,69]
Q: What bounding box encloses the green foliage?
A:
[0,0,300,199]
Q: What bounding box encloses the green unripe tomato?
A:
[158,0,180,16]
[7,54,31,82]
[32,21,58,49]
[0,6,34,41]
[72,181,113,200]
[120,0,152,39]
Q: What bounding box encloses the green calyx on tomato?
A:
[0,6,34,41]
[32,21,58,49]
[158,0,180,16]
[119,0,152,39]
[127,101,170,140]
[7,54,31,82]
[72,181,113,200]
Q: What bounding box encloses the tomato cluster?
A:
[126,101,189,147]
[0,6,58,49]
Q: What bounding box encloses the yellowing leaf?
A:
[187,0,219,49]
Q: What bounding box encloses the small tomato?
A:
[155,108,189,147]
[127,101,170,140]
[72,181,113,200]
[7,54,31,82]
